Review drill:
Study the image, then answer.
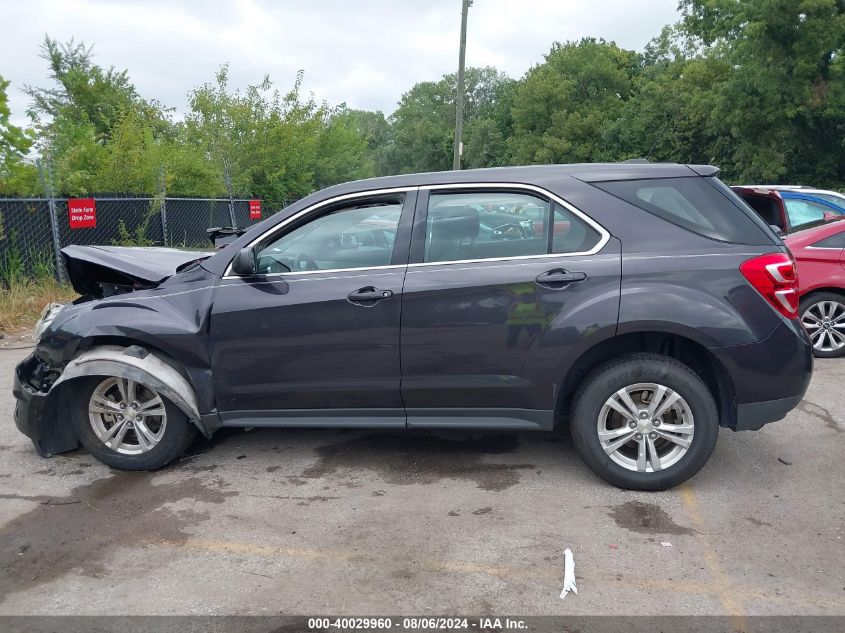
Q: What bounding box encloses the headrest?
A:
[429,205,480,241]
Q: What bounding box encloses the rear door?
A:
[399,184,621,430]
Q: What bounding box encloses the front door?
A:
[209,190,415,427]
[400,185,620,430]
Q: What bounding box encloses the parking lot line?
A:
[679,483,747,622]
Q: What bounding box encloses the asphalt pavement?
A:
[0,346,842,616]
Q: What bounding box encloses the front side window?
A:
[784,199,831,229]
[423,191,600,263]
[256,197,402,273]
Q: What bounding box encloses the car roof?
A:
[312,163,719,198]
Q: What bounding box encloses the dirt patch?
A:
[300,432,532,491]
[0,472,236,601]
[607,501,696,535]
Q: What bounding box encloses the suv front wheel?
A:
[69,375,197,470]
[570,353,719,491]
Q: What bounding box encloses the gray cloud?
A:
[2,0,679,127]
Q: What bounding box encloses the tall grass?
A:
[0,242,77,334]
[0,277,77,334]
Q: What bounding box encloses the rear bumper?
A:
[711,319,812,431]
[735,394,804,431]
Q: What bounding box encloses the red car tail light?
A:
[739,253,799,319]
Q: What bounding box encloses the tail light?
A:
[739,253,799,318]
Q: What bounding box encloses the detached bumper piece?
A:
[13,353,77,457]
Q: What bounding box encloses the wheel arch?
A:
[798,286,845,302]
[556,331,735,429]
[35,344,209,456]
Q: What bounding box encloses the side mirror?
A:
[231,246,257,276]
[769,224,784,237]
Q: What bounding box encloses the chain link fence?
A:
[0,195,286,283]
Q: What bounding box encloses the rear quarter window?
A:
[811,230,845,249]
[594,177,776,245]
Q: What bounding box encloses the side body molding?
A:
[54,345,205,435]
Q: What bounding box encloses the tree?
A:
[382,66,513,174]
[509,38,640,164]
[0,74,38,194]
[183,66,373,208]
[677,0,845,184]
[24,36,160,141]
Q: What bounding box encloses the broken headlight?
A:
[33,302,65,342]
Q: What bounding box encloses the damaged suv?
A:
[13,164,813,490]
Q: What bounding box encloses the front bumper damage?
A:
[13,345,207,457]
[13,353,75,456]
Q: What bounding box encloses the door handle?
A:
[348,286,393,304]
[535,269,587,288]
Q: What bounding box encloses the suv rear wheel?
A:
[570,353,719,490]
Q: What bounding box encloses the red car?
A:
[785,219,845,357]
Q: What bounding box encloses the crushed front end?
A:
[13,351,77,456]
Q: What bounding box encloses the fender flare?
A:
[54,344,205,434]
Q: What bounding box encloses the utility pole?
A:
[452,0,471,170]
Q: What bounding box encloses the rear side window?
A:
[423,191,601,264]
[594,177,774,244]
[811,230,845,249]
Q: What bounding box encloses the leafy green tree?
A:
[382,66,513,174]
[313,108,373,188]
[0,74,38,194]
[96,107,164,193]
[25,36,160,141]
[337,108,391,175]
[509,38,640,164]
[677,0,845,184]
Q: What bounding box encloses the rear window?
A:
[594,177,775,245]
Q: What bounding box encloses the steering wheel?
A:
[491,222,529,240]
[293,253,318,271]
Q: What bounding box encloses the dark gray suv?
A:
[13,163,813,490]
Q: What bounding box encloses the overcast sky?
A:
[2,0,680,127]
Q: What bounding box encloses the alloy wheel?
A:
[802,300,845,353]
[88,377,167,455]
[597,382,695,473]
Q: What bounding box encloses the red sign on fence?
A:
[68,198,96,229]
[249,199,261,220]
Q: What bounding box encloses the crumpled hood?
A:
[61,245,213,296]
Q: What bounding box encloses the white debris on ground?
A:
[559,548,577,600]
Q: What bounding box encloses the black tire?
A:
[799,292,845,358]
[570,353,719,491]
[68,375,197,470]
